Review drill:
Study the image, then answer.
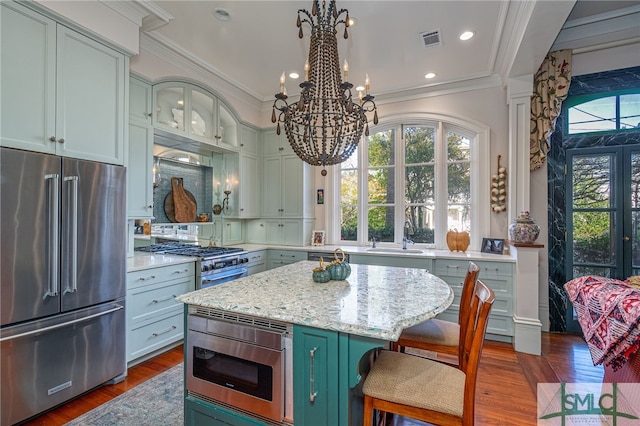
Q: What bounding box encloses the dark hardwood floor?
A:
[23,333,600,425]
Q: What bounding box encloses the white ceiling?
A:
[135,1,640,102]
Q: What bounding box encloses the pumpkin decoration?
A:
[313,249,351,282]
[327,248,351,280]
[312,257,331,283]
[446,229,470,252]
[491,155,507,213]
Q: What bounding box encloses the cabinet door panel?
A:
[293,326,339,426]
[0,3,56,153]
[282,155,303,217]
[57,26,125,164]
[127,122,154,218]
[130,77,152,123]
[262,156,282,216]
[239,154,259,217]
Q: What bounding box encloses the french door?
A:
[565,145,640,330]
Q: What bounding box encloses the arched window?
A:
[326,116,490,250]
[566,90,640,134]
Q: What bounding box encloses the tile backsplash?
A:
[152,158,213,223]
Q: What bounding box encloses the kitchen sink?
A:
[365,248,423,254]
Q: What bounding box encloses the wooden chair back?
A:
[456,262,480,364]
[459,279,495,423]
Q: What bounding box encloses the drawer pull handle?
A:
[172,269,189,274]
[138,275,156,281]
[152,325,177,337]
[309,346,318,403]
[446,265,459,269]
[151,295,177,304]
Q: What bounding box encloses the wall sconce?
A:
[212,190,231,215]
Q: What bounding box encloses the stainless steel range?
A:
[136,242,249,289]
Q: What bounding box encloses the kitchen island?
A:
[177,260,453,426]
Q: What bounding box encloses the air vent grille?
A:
[189,306,290,333]
[420,29,441,48]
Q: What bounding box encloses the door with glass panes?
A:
[565,146,640,330]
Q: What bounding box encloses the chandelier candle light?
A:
[271,0,378,176]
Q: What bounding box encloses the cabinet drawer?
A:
[475,261,514,279]
[127,262,195,289]
[128,277,192,324]
[128,310,184,360]
[268,250,306,263]
[436,308,513,337]
[434,259,512,279]
[246,250,266,266]
[441,280,513,314]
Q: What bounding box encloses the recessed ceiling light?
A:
[459,31,474,41]
[425,73,436,79]
[289,72,299,79]
[355,86,364,92]
[213,8,231,21]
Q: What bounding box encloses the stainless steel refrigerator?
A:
[0,147,127,425]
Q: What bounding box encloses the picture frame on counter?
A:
[481,238,504,254]
[312,230,325,246]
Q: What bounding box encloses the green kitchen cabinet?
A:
[293,326,340,426]
[1,2,126,165]
[185,396,267,426]
[153,82,239,152]
[293,325,384,425]
[433,258,514,341]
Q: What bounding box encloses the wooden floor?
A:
[23,333,601,426]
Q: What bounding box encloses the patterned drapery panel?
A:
[530,50,572,171]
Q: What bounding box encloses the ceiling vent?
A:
[420,29,442,48]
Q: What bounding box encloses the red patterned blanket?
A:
[564,276,640,371]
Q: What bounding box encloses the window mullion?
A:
[434,121,448,248]
[358,134,368,245]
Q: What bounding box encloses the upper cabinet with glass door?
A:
[153,82,239,152]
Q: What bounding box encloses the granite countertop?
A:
[127,252,197,272]
[239,243,515,262]
[176,260,454,341]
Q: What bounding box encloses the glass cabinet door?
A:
[191,88,215,140]
[219,103,238,148]
[155,85,185,131]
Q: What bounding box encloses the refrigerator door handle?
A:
[0,304,124,343]
[63,176,79,294]
[44,173,60,300]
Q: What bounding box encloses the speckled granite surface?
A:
[177,260,453,341]
[127,252,196,272]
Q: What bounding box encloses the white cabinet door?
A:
[130,77,153,124]
[262,156,283,217]
[223,219,243,245]
[282,155,304,217]
[239,153,260,218]
[245,220,266,244]
[264,219,283,244]
[1,3,56,154]
[56,26,126,164]
[240,125,259,156]
[127,121,154,218]
[0,3,126,165]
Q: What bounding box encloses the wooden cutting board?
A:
[164,177,197,223]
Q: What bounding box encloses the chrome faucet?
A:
[371,237,377,248]
[403,220,414,250]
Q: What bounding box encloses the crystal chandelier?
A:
[271,0,378,176]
